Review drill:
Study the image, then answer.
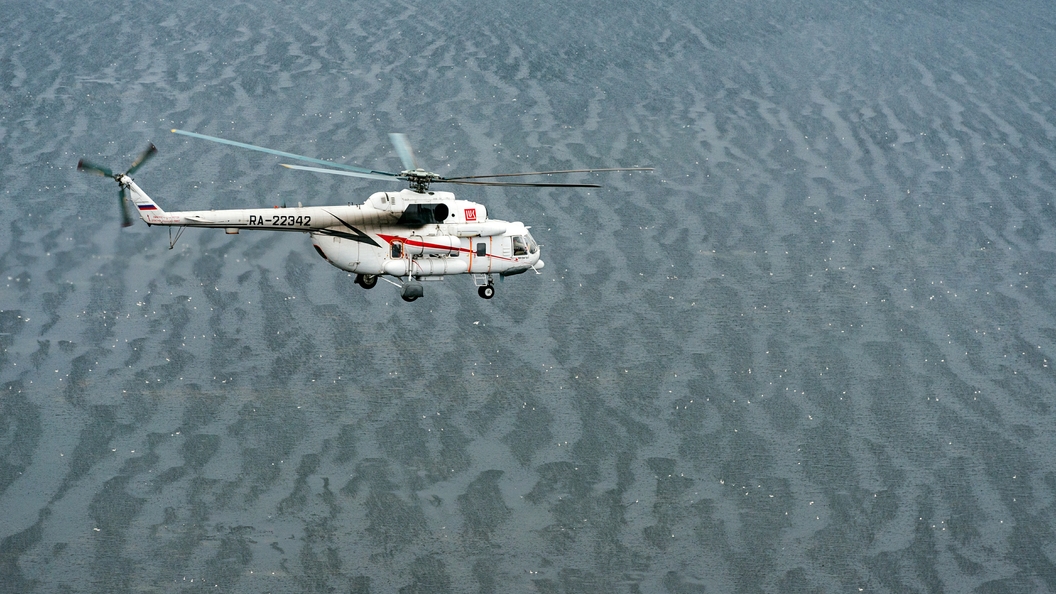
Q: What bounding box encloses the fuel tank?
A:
[403,235,462,256]
[382,257,469,276]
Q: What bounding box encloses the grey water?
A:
[3,0,1056,591]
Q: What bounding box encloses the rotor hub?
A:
[401,169,442,193]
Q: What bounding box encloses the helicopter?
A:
[77,130,651,302]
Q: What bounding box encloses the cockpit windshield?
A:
[512,235,528,256]
[525,232,539,255]
[512,234,540,256]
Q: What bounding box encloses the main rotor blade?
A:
[172,129,395,177]
[442,180,602,188]
[443,167,654,181]
[119,187,133,227]
[280,163,400,182]
[388,133,420,171]
[77,159,114,178]
[126,143,158,176]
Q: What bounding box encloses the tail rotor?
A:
[78,143,158,227]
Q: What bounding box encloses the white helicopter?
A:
[78,130,650,302]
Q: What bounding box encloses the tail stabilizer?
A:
[124,178,166,219]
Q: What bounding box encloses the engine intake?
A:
[397,203,450,226]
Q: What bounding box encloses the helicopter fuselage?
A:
[127,181,543,294]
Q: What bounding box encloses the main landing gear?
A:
[355,274,378,289]
[474,274,495,299]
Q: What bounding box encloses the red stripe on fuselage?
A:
[377,234,513,261]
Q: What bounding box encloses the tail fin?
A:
[124,178,166,221]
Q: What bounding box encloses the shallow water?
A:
[3,0,1056,592]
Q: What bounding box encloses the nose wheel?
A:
[478,284,495,299]
[401,280,424,302]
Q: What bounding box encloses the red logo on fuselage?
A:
[465,208,477,222]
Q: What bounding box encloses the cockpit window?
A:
[526,232,539,254]
[512,235,529,256]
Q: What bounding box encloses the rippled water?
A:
[3,0,1056,592]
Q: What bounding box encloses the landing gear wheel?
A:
[401,280,424,302]
[355,274,378,289]
[478,285,495,299]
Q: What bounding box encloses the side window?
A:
[476,243,487,257]
[391,241,403,259]
[512,235,528,256]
